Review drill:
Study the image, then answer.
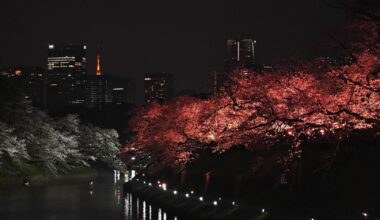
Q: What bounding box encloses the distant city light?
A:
[185,193,189,198]
[173,190,177,195]
[113,87,124,91]
[199,197,203,201]
[161,183,167,190]
[213,201,218,206]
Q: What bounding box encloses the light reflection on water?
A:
[122,170,177,220]
[123,190,176,220]
[0,170,178,220]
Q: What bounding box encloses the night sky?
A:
[0,0,347,103]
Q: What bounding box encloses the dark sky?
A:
[0,0,347,103]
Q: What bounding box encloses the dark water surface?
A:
[0,171,178,220]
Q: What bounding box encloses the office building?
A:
[47,44,86,76]
[226,38,256,70]
[111,76,136,105]
[144,73,173,104]
[211,38,257,95]
[84,75,112,110]
[46,44,87,107]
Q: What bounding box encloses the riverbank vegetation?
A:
[0,79,125,177]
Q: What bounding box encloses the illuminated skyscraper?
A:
[47,44,86,77]
[226,38,256,69]
[240,38,256,67]
[46,44,87,108]
[144,73,173,104]
[227,40,239,64]
[84,75,112,110]
[212,38,257,95]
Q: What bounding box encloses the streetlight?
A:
[161,183,167,191]
[362,212,368,220]
[185,193,189,198]
[199,197,203,201]
[213,201,218,206]
[173,190,177,195]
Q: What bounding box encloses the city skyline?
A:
[0,0,348,103]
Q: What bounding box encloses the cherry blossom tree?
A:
[0,122,29,169]
[0,97,125,175]
[124,19,380,180]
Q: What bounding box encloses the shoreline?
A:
[0,167,97,188]
[123,179,295,220]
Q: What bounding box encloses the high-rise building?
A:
[47,44,86,76]
[0,66,45,107]
[110,76,136,105]
[227,40,239,64]
[84,75,112,110]
[226,38,256,70]
[144,73,173,104]
[46,44,87,108]
[212,38,257,95]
